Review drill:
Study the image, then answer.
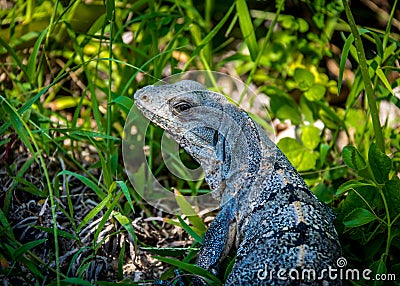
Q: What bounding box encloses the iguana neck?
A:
[184,103,274,205]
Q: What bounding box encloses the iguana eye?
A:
[173,102,192,114]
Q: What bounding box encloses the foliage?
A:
[0,0,399,285]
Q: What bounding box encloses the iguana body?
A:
[134,80,342,285]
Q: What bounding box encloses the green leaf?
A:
[383,180,400,219]
[294,68,314,90]
[1,97,35,155]
[342,145,367,171]
[236,0,259,61]
[184,3,235,70]
[269,89,301,125]
[277,137,319,171]
[174,189,206,234]
[319,143,330,166]
[57,170,106,199]
[368,143,392,184]
[118,241,126,280]
[61,278,93,286]
[27,29,47,83]
[33,226,77,240]
[336,180,373,196]
[113,211,137,246]
[113,95,133,114]
[117,181,135,214]
[177,215,203,244]
[338,33,354,94]
[105,0,115,21]
[376,68,394,95]
[312,183,336,204]
[14,239,47,259]
[77,192,112,232]
[141,246,191,257]
[0,37,30,82]
[304,84,326,101]
[301,125,321,150]
[154,256,222,285]
[339,185,379,224]
[343,208,376,228]
[370,258,387,286]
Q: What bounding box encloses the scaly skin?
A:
[134,80,342,285]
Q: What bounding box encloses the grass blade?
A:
[77,192,112,233]
[338,33,353,95]
[27,29,47,83]
[57,170,106,199]
[154,256,222,285]
[236,0,259,61]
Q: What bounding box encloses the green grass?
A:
[0,0,399,285]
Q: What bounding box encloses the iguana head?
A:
[134,80,229,155]
[134,80,238,195]
[134,80,268,201]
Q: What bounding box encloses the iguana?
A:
[134,80,342,285]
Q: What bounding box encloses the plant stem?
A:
[342,0,385,152]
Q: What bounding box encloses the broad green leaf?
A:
[368,143,391,184]
[312,183,336,204]
[370,258,387,286]
[336,180,373,196]
[339,185,379,225]
[113,95,133,114]
[383,180,400,219]
[301,125,321,150]
[294,68,314,90]
[342,145,367,171]
[304,84,326,101]
[236,0,259,61]
[343,208,376,228]
[277,137,318,171]
[319,143,330,166]
[269,90,301,125]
